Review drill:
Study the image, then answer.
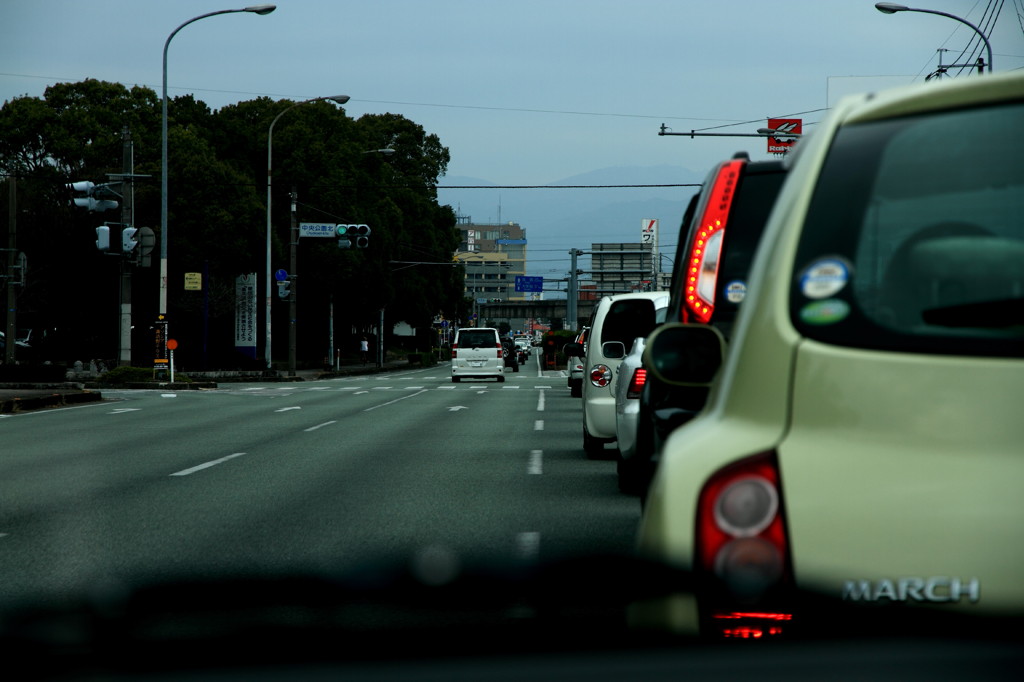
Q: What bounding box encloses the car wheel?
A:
[512,363,519,372]
[616,453,642,496]
[498,375,505,383]
[570,382,581,398]
[583,426,605,459]
[451,377,460,383]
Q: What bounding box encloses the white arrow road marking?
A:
[528,450,543,474]
[110,408,142,414]
[275,406,301,412]
[448,406,468,412]
[170,452,246,477]
[304,421,336,432]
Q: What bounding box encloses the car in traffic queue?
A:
[565,327,589,398]
[451,327,505,382]
[564,292,668,458]
[634,70,1024,639]
[501,337,520,373]
[620,154,788,497]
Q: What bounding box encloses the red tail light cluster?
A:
[696,451,793,637]
[684,159,743,324]
[589,364,612,388]
[626,368,647,399]
[451,344,458,359]
[496,343,503,359]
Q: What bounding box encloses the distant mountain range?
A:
[437,165,705,283]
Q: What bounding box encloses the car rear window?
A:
[601,299,660,346]
[456,330,497,348]
[790,100,1024,357]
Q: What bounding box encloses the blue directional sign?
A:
[515,275,543,293]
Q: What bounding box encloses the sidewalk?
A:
[0,358,427,415]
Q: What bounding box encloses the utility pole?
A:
[288,187,297,377]
[567,248,582,332]
[118,126,134,366]
[4,176,16,365]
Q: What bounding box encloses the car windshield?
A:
[791,101,1024,357]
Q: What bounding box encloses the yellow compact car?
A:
[636,70,1024,638]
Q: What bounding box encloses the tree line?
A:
[0,79,466,370]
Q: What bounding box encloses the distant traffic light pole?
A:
[160,5,276,323]
[265,94,350,371]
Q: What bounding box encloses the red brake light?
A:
[696,451,793,636]
[626,368,647,399]
[684,159,742,324]
[451,344,458,359]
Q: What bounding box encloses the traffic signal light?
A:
[68,181,119,212]
[122,227,139,253]
[336,223,371,248]
[351,224,371,248]
[277,279,291,299]
[336,224,351,249]
[96,226,111,251]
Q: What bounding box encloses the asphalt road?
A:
[0,356,640,612]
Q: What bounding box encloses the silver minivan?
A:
[450,327,505,383]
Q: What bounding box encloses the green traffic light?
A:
[336,224,349,236]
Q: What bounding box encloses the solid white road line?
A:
[363,389,428,412]
[170,453,246,477]
[304,421,337,432]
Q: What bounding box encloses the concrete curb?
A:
[0,390,104,414]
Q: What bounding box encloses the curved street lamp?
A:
[875,3,993,73]
[265,95,350,370]
[160,5,277,322]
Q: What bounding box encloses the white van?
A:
[450,327,504,383]
[567,292,668,458]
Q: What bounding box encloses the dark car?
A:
[501,338,519,372]
[618,153,788,495]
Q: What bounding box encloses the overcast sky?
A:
[2,1,1023,280]
[3,0,1021,184]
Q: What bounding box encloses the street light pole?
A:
[160,5,276,323]
[875,3,993,73]
[265,94,350,371]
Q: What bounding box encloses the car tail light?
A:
[496,342,503,359]
[626,368,647,399]
[696,451,793,637]
[589,364,612,387]
[451,344,458,359]
[684,159,743,324]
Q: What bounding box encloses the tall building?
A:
[454,216,528,302]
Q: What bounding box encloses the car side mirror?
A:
[642,323,725,386]
[563,343,584,357]
[602,341,626,359]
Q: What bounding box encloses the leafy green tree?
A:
[1,80,463,368]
